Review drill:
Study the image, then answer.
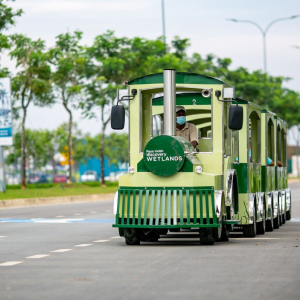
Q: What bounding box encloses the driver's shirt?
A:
[176,122,198,143]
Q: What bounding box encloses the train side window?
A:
[249,112,261,163]
[277,125,282,163]
[267,119,274,162]
[281,129,286,166]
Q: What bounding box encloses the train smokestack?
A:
[163,69,176,136]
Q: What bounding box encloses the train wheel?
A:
[266,202,274,232]
[257,202,266,235]
[217,224,230,242]
[169,228,180,232]
[282,211,286,224]
[286,195,292,221]
[159,229,168,235]
[279,212,282,226]
[273,204,280,229]
[199,228,215,245]
[243,203,256,237]
[124,228,140,245]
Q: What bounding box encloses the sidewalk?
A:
[0,193,115,209]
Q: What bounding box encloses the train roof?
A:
[128,72,232,86]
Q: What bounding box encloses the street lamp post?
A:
[227,15,300,73]
[161,0,166,50]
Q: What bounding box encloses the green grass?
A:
[0,182,118,200]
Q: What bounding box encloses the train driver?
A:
[175,106,198,148]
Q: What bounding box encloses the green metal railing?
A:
[113,187,220,229]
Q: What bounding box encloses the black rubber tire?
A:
[169,228,180,232]
[279,212,282,226]
[266,201,274,232]
[217,224,230,242]
[124,228,140,245]
[282,211,286,224]
[243,203,256,237]
[257,202,266,235]
[158,229,168,235]
[199,228,215,245]
[286,209,291,221]
[273,201,280,229]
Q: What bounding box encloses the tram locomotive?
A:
[110,69,291,245]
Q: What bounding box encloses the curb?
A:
[0,193,115,209]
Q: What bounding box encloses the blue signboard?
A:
[0,78,12,146]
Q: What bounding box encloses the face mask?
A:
[176,116,186,125]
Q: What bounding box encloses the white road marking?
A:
[0,261,23,266]
[55,216,65,218]
[110,236,122,239]
[33,219,84,223]
[234,238,279,240]
[0,236,7,238]
[26,254,50,259]
[90,211,97,214]
[74,213,82,216]
[93,240,109,243]
[75,244,93,247]
[51,249,73,253]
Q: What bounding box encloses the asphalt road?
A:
[0,183,300,300]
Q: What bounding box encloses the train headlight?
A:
[128,166,135,174]
[195,166,202,174]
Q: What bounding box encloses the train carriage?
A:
[110,69,291,245]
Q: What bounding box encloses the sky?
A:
[1,0,300,140]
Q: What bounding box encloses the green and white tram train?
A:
[110,69,291,245]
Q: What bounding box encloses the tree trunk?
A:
[100,124,105,187]
[100,106,105,187]
[62,99,73,184]
[21,107,26,189]
[51,152,56,182]
[297,126,300,178]
[68,111,73,183]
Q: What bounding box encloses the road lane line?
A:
[0,261,23,266]
[93,240,109,243]
[233,238,279,240]
[74,213,82,216]
[26,254,50,259]
[90,211,97,214]
[51,249,73,253]
[75,244,93,247]
[110,236,122,239]
[0,236,7,238]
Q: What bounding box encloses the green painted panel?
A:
[275,166,278,190]
[128,72,224,85]
[143,135,185,177]
[261,166,266,192]
[233,98,248,105]
[232,163,248,194]
[152,93,211,106]
[119,186,214,191]
[137,159,148,172]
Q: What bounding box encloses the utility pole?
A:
[161,0,166,51]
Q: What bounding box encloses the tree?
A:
[0,0,23,73]
[105,133,128,166]
[10,35,53,189]
[50,31,88,183]
[80,76,119,186]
